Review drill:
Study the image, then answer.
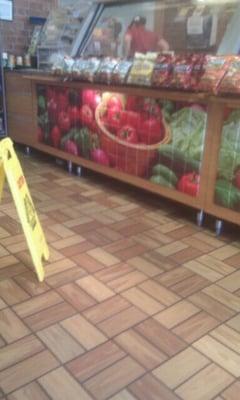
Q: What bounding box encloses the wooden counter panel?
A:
[5,72,32,95]
[7,114,35,145]
[6,94,33,116]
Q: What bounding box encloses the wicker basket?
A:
[95,103,171,178]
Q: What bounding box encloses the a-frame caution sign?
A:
[0,138,49,282]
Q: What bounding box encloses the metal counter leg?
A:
[67,160,73,174]
[197,209,204,227]
[215,219,223,236]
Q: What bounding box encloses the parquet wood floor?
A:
[0,153,240,400]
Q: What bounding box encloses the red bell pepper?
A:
[58,111,71,133]
[80,104,94,128]
[50,125,61,148]
[177,172,200,197]
[139,117,164,145]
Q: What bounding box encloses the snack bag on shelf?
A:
[111,60,133,84]
[190,54,206,90]
[81,58,101,82]
[198,55,230,93]
[151,53,173,88]
[94,57,119,84]
[169,54,198,90]
[219,57,240,94]
[51,56,74,76]
[71,58,86,79]
[127,52,158,86]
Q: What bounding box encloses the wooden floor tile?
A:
[98,306,147,338]
[156,241,188,257]
[156,267,194,287]
[203,285,240,311]
[209,245,240,261]
[13,291,63,319]
[0,308,30,343]
[140,280,180,306]
[71,253,105,273]
[0,255,18,270]
[184,259,223,282]
[14,272,50,296]
[24,302,76,332]
[115,329,167,369]
[7,382,50,400]
[87,248,120,267]
[37,323,85,362]
[84,356,145,400]
[222,381,240,400]
[108,389,137,400]
[135,318,187,356]
[106,271,147,293]
[217,270,240,293]
[121,287,165,315]
[39,367,92,400]
[0,335,43,371]
[0,279,29,305]
[173,311,219,343]
[153,347,209,389]
[129,373,180,400]
[175,363,234,400]
[171,274,210,297]
[46,266,86,288]
[45,258,76,278]
[127,256,163,276]
[196,254,235,276]
[227,314,240,332]
[154,300,199,329]
[193,335,240,377]
[210,325,240,354]
[57,283,96,311]
[83,295,130,325]
[94,263,133,283]
[0,350,59,394]
[76,276,115,301]
[67,341,125,382]
[188,292,236,322]
[61,314,107,349]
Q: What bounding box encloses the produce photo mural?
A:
[215,109,240,211]
[37,85,207,197]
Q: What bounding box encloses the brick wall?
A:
[0,0,57,55]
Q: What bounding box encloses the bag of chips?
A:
[94,57,119,84]
[78,58,101,82]
[170,54,197,90]
[151,53,173,88]
[219,56,240,94]
[111,60,132,84]
[190,54,206,91]
[127,52,158,86]
[198,55,230,93]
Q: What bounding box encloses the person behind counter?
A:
[123,16,169,57]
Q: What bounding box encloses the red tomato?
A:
[107,95,124,110]
[47,98,58,123]
[68,106,80,126]
[50,125,61,148]
[82,89,101,111]
[57,90,69,112]
[58,111,71,133]
[46,87,57,102]
[107,107,123,131]
[117,125,138,144]
[80,104,94,128]
[143,99,162,119]
[139,117,164,145]
[177,173,200,197]
[125,95,143,111]
[120,111,141,131]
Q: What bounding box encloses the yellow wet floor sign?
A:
[0,138,49,282]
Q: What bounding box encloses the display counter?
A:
[4,70,240,231]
